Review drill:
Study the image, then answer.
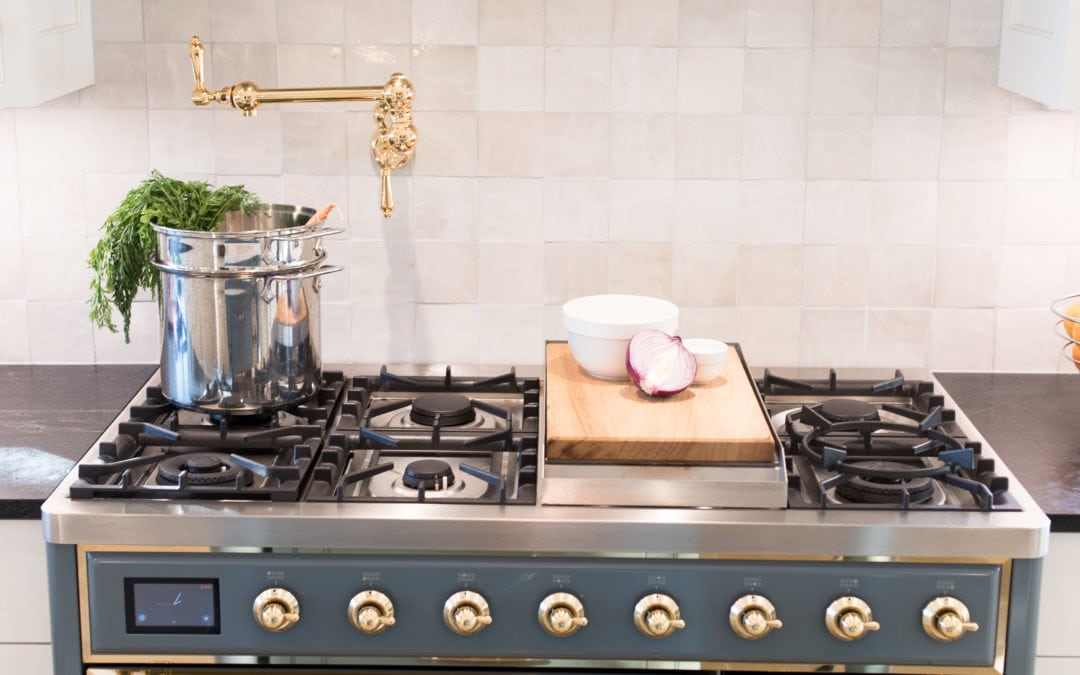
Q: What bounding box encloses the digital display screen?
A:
[124,578,220,634]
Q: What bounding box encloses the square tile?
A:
[609,179,675,241]
[610,113,676,177]
[938,114,1008,179]
[1008,113,1076,180]
[746,0,813,47]
[1003,180,1074,245]
[871,181,938,244]
[994,309,1062,372]
[213,110,283,175]
[612,47,678,112]
[607,242,673,296]
[679,0,747,46]
[346,0,412,44]
[944,48,1016,113]
[544,243,608,303]
[410,46,477,111]
[478,47,544,111]
[415,304,479,364]
[736,244,803,306]
[996,245,1067,308]
[813,0,880,47]
[876,47,946,114]
[543,179,609,242]
[479,0,543,44]
[868,246,934,307]
[348,240,415,302]
[740,115,806,179]
[28,301,95,363]
[414,111,479,176]
[800,309,866,367]
[936,181,1005,245]
[479,243,544,303]
[412,0,477,45]
[479,112,544,177]
[802,245,868,307]
[276,0,343,43]
[14,109,84,176]
[807,114,873,179]
[351,302,416,363]
[672,243,738,305]
[865,309,931,367]
[0,301,29,362]
[414,241,479,303]
[734,307,801,366]
[545,47,611,112]
[743,49,812,113]
[93,0,144,41]
[613,0,679,45]
[677,48,745,113]
[809,48,877,113]
[871,115,942,180]
[933,246,1000,308]
[544,113,610,177]
[805,181,872,243]
[546,0,612,45]
[739,181,806,243]
[412,177,478,240]
[148,110,215,175]
[19,176,87,237]
[947,0,1002,47]
[880,0,948,46]
[281,112,348,175]
[478,178,544,241]
[81,43,147,108]
[673,180,740,242]
[929,309,996,370]
[145,0,209,42]
[477,304,545,365]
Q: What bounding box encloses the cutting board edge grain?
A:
[544,341,777,463]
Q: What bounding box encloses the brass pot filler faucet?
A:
[188,36,417,218]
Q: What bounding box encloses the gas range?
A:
[41,360,1049,675]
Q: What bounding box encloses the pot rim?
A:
[150,203,321,239]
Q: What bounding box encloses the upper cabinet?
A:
[0,0,94,107]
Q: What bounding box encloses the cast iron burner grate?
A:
[68,372,344,501]
[305,368,540,504]
[757,371,1018,512]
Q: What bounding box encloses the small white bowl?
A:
[682,338,729,385]
[562,295,679,379]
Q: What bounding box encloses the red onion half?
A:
[626,329,698,397]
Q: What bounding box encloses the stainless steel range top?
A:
[40,362,1050,675]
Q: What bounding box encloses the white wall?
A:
[1,0,1077,371]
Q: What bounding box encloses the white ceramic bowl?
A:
[682,338,729,385]
[562,295,679,379]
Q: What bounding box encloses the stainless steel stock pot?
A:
[152,204,342,414]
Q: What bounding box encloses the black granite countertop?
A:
[0,365,156,519]
[935,372,1080,532]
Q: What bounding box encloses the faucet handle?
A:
[189,36,210,105]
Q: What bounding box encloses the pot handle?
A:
[260,265,343,302]
[269,227,345,242]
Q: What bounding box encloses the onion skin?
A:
[626,329,698,397]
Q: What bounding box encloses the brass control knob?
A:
[729,594,783,640]
[922,597,980,642]
[443,590,493,636]
[538,592,589,637]
[348,589,396,635]
[825,596,880,641]
[252,588,300,632]
[633,593,686,639]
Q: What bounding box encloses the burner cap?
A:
[402,459,455,491]
[834,460,935,505]
[157,453,251,486]
[410,393,476,426]
[819,399,880,422]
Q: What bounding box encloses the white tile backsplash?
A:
[1,0,1076,371]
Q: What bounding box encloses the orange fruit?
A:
[1072,343,1080,372]
[1066,303,1080,341]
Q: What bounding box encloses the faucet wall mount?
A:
[188,36,417,218]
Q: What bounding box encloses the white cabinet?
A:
[0,519,51,675]
[997,0,1080,109]
[1037,533,1080,661]
[0,0,94,107]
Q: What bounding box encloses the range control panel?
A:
[84,551,1001,668]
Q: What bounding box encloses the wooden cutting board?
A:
[545,342,776,464]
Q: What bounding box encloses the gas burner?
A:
[833,461,936,505]
[819,399,879,422]
[157,453,252,486]
[409,393,476,427]
[402,459,456,490]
